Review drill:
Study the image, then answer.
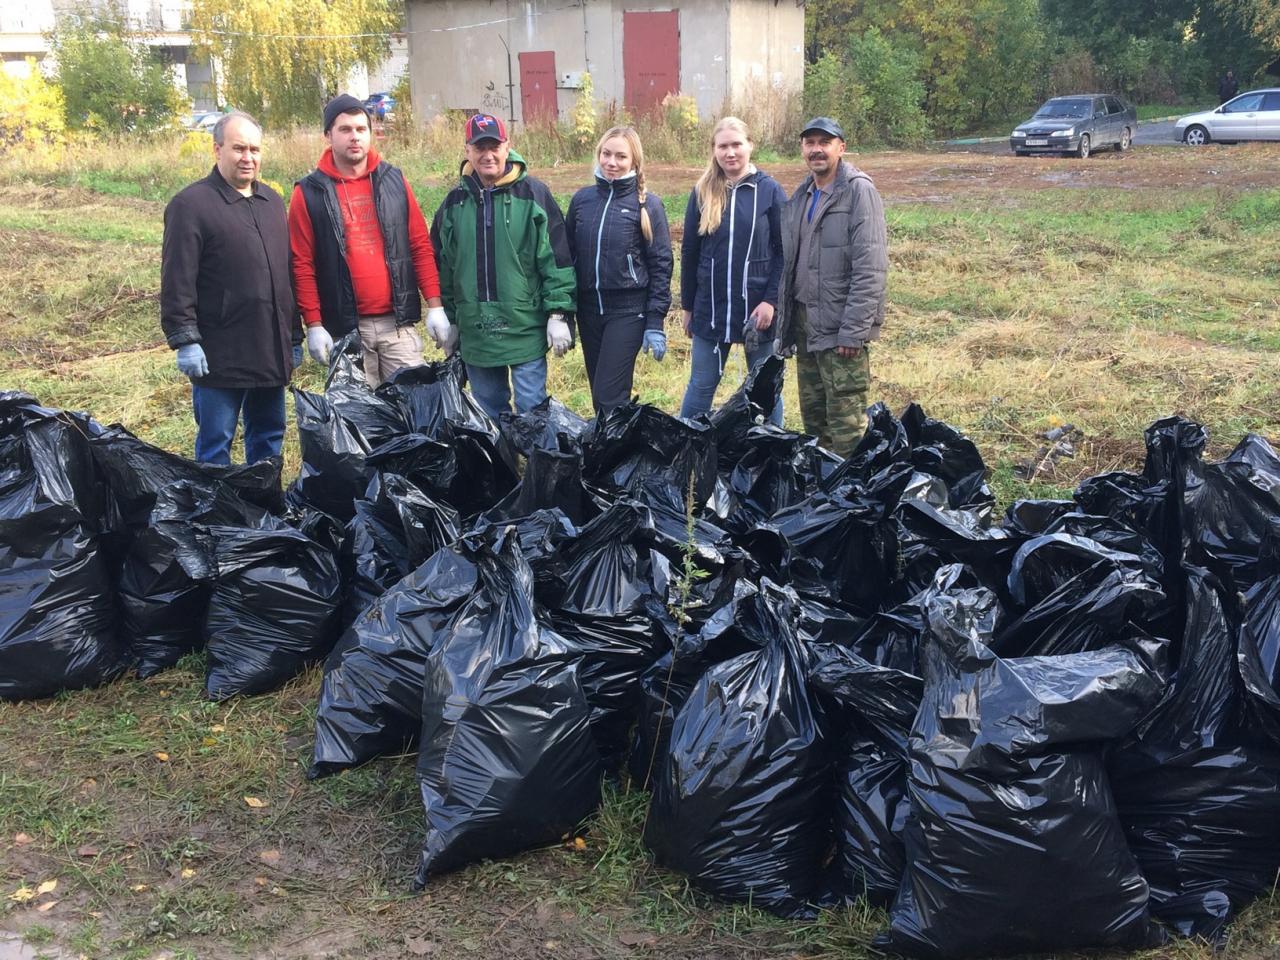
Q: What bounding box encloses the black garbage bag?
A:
[1190,433,1280,590]
[893,470,1010,602]
[582,403,718,509]
[322,334,412,447]
[879,567,1165,959]
[288,389,375,522]
[414,529,601,884]
[203,499,343,700]
[341,472,460,626]
[310,541,480,778]
[990,532,1166,658]
[718,428,827,534]
[365,433,459,504]
[810,641,922,907]
[643,580,830,918]
[629,476,735,572]
[375,359,519,517]
[91,425,283,538]
[1109,568,1280,940]
[760,462,912,614]
[538,502,675,768]
[481,446,608,528]
[499,396,590,458]
[1002,498,1075,536]
[824,403,993,515]
[118,479,275,678]
[705,353,786,471]
[0,396,124,700]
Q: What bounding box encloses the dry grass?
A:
[2,144,1280,958]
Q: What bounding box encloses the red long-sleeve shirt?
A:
[288,147,441,326]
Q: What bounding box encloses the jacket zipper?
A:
[593,181,614,314]
[725,183,738,342]
[627,253,637,283]
[740,183,759,331]
[709,257,716,334]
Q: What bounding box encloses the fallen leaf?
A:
[572,836,587,851]
[405,936,435,955]
[130,884,149,892]
[258,849,281,865]
[13,832,33,846]
[243,796,268,809]
[618,932,657,947]
[270,885,286,897]
[201,736,218,747]
[158,689,169,697]
[180,868,196,879]
[8,886,35,903]
[76,844,101,858]
[210,723,225,733]
[36,900,58,913]
[253,876,268,887]
[35,879,57,895]
[154,751,169,762]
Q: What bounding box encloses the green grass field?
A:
[2,138,1280,959]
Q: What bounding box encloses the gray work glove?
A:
[176,343,208,379]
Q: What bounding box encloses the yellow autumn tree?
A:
[0,61,66,154]
[189,0,400,127]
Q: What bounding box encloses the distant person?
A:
[678,116,786,425]
[1219,69,1239,104]
[160,111,299,465]
[430,113,577,420]
[289,93,446,387]
[565,126,673,413]
[775,117,888,456]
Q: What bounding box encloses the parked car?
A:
[186,110,225,132]
[363,93,397,122]
[1009,95,1137,158]
[1176,89,1280,145]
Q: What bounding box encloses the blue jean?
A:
[191,385,286,465]
[465,356,548,421]
[679,335,784,426]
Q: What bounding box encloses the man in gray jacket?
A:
[775,117,888,455]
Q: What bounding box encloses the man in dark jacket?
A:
[161,111,299,465]
[289,94,447,387]
[1218,70,1239,104]
[430,114,576,419]
[775,117,888,455]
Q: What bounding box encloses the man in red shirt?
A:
[289,93,450,386]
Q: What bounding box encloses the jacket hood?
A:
[459,149,527,194]
[316,146,382,181]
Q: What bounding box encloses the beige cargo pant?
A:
[357,314,423,388]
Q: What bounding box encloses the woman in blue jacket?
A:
[566,126,673,413]
[678,116,786,425]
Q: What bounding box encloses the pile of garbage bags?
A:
[6,342,1280,957]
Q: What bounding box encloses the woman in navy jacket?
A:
[566,126,673,412]
[678,116,786,425]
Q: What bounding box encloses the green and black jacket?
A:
[430,151,577,368]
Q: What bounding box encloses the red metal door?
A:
[519,51,558,123]
[623,11,679,114]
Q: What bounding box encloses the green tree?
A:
[190,0,400,127]
[50,4,185,134]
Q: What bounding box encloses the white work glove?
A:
[426,306,457,356]
[306,324,334,364]
[546,313,572,358]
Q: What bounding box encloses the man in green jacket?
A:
[429,114,576,419]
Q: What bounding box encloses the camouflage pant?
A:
[794,307,871,456]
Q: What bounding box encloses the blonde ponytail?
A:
[596,125,653,243]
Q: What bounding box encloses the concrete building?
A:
[404,0,804,129]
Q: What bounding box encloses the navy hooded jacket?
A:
[566,172,673,331]
[679,169,786,345]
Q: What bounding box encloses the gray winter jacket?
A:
[776,162,887,353]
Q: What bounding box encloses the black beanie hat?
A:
[323,93,367,132]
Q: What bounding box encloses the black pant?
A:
[577,309,647,412]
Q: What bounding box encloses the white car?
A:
[1176,89,1280,145]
